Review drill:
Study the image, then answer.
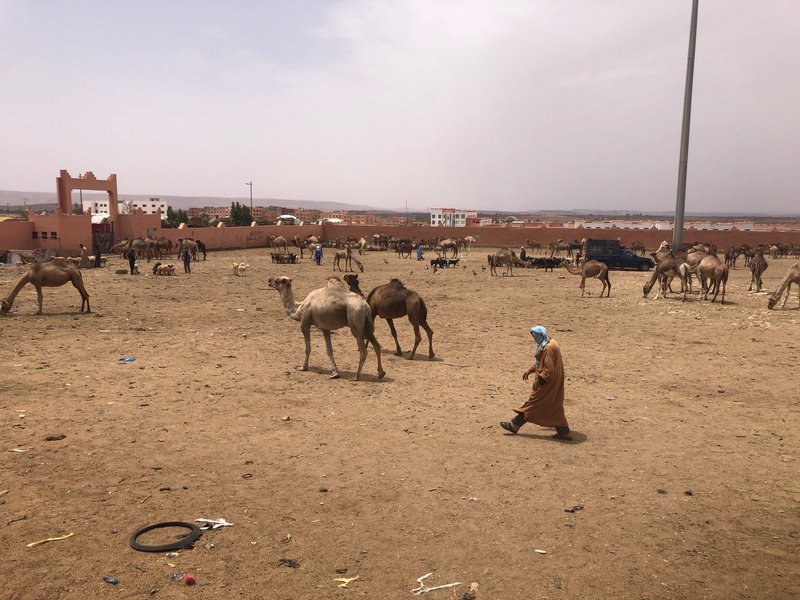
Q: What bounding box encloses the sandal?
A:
[552,432,573,441]
[500,422,519,434]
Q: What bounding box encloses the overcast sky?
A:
[1,1,797,213]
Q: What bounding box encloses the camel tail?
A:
[418,296,428,322]
[363,304,377,339]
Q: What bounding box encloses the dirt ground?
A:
[1,247,798,600]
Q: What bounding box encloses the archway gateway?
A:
[56,170,119,221]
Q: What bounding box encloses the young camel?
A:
[767,263,800,310]
[748,251,768,292]
[367,278,434,360]
[642,257,690,301]
[563,260,611,297]
[333,247,364,272]
[1,261,90,315]
[268,276,385,380]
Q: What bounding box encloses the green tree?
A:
[166,206,177,227]
[72,203,84,215]
[177,209,189,224]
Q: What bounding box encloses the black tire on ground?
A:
[639,263,651,271]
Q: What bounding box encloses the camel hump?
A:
[388,278,406,288]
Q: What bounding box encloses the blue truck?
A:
[585,238,654,271]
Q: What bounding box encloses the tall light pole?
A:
[245,181,253,214]
[673,0,699,250]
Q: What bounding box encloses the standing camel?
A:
[333,247,364,272]
[437,239,459,259]
[563,260,611,297]
[272,236,288,255]
[748,251,768,292]
[489,248,526,276]
[689,255,728,303]
[267,276,385,380]
[367,278,434,360]
[767,263,800,309]
[1,262,90,315]
[630,241,646,256]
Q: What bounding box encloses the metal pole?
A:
[245,181,253,214]
[79,173,83,213]
[673,0,699,250]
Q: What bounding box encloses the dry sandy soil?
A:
[1,247,799,600]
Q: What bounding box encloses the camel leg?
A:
[366,331,386,379]
[408,319,422,360]
[580,276,586,298]
[421,321,435,359]
[35,284,44,315]
[354,335,367,381]
[298,327,312,372]
[322,330,340,379]
[72,274,90,313]
[386,318,403,356]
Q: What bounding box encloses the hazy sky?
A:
[1,1,798,213]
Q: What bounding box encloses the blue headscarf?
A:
[530,325,549,366]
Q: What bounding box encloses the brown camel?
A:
[643,257,689,301]
[273,236,288,254]
[768,263,800,310]
[630,241,646,256]
[748,251,768,292]
[689,255,728,303]
[489,248,526,276]
[343,273,363,295]
[367,278,434,360]
[564,260,611,297]
[437,238,459,259]
[1,262,90,315]
[268,276,385,380]
[333,247,364,272]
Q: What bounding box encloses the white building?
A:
[82,197,170,216]
[430,207,478,227]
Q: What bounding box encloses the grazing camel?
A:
[367,279,434,360]
[748,251,768,292]
[767,263,800,310]
[689,255,728,303]
[563,260,611,297]
[489,248,526,276]
[642,257,689,301]
[268,276,385,380]
[1,262,90,315]
[333,247,364,272]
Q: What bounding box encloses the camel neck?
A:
[279,287,301,320]
[3,274,30,307]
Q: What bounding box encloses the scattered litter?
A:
[184,574,196,586]
[319,487,329,493]
[7,515,27,525]
[657,489,668,495]
[278,558,300,569]
[564,505,584,513]
[26,532,74,548]
[535,549,547,554]
[102,576,119,585]
[204,542,215,550]
[242,473,253,479]
[44,433,66,441]
[281,534,292,544]
[165,552,180,558]
[9,448,28,453]
[119,357,136,363]
[0,490,8,497]
[554,578,562,589]
[130,521,203,552]
[282,416,291,421]
[684,490,693,496]
[462,582,479,600]
[605,396,617,401]
[195,517,233,530]
[168,572,184,582]
[335,568,348,574]
[334,575,359,588]
[411,573,462,595]
[35,364,47,370]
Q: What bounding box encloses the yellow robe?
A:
[514,339,569,428]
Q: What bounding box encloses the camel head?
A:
[1,298,11,315]
[343,274,363,296]
[767,294,779,310]
[268,276,292,293]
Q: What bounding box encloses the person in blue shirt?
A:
[313,245,323,266]
[417,244,424,260]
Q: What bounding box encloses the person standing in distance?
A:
[501,325,571,440]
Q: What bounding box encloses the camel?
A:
[689,255,728,303]
[176,238,199,261]
[748,251,768,292]
[357,237,369,255]
[155,237,174,259]
[650,241,671,263]
[630,241,646,256]
[343,273,363,295]
[642,257,689,301]
[396,240,414,259]
[548,240,570,258]
[563,260,611,297]
[463,235,477,252]
[367,279,434,360]
[437,239,459,259]
[526,240,543,254]
[333,247,364,272]
[273,236,288,255]
[767,263,800,310]
[489,248,527,276]
[1,262,90,315]
[267,276,385,380]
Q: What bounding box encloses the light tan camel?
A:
[748,251,768,293]
[564,260,611,297]
[176,238,199,261]
[437,238,459,259]
[689,255,728,303]
[273,236,288,254]
[642,257,689,301]
[367,278,434,360]
[268,276,385,380]
[333,247,364,272]
[768,263,800,309]
[1,262,90,315]
[489,248,526,276]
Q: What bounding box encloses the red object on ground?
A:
[184,574,196,586]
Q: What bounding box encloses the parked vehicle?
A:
[585,239,654,271]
